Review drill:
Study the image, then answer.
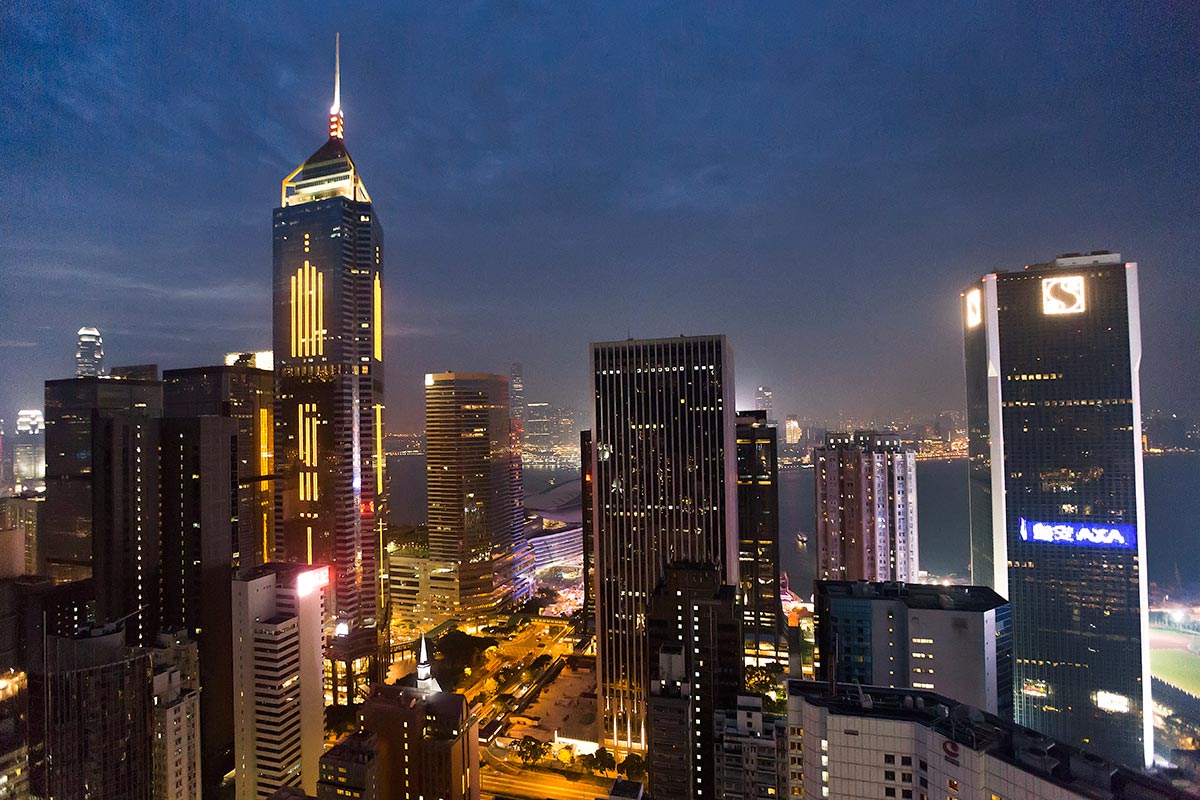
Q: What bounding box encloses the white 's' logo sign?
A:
[1042,276,1086,315]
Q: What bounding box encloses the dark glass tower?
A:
[735,410,783,666]
[164,363,275,568]
[963,251,1150,767]
[272,38,385,703]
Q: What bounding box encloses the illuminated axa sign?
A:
[1018,517,1136,549]
[1042,275,1086,315]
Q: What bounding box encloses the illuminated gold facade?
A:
[272,46,386,704]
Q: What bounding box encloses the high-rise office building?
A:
[645,563,742,800]
[42,376,163,585]
[159,414,239,792]
[736,411,783,666]
[11,410,44,494]
[0,669,28,800]
[963,251,1151,766]
[272,37,385,703]
[813,430,919,583]
[359,642,481,800]
[814,580,1012,716]
[232,563,327,800]
[424,373,534,625]
[387,548,456,634]
[75,326,104,377]
[91,406,162,645]
[509,362,525,422]
[28,626,154,800]
[165,363,275,568]
[784,414,801,445]
[754,386,773,423]
[785,680,1190,800]
[45,376,167,644]
[590,335,738,752]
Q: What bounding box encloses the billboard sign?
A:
[1018,518,1137,549]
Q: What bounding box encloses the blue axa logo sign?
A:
[1018,518,1137,549]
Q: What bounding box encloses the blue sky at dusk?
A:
[2,2,1198,430]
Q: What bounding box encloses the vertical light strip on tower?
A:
[373,272,382,361]
[374,403,384,495]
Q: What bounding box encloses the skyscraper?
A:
[164,363,275,568]
[423,373,533,625]
[159,414,239,791]
[784,414,801,445]
[509,362,525,422]
[590,334,738,752]
[754,385,773,423]
[11,409,45,493]
[232,563,327,800]
[735,410,783,666]
[963,251,1151,767]
[42,376,164,644]
[28,626,154,800]
[272,36,385,703]
[42,376,163,587]
[813,430,919,583]
[646,562,742,800]
[75,326,104,377]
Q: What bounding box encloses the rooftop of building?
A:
[818,429,909,452]
[787,679,1190,800]
[365,680,467,722]
[817,580,1008,613]
[322,731,377,765]
[162,363,273,377]
[590,332,727,349]
[236,561,328,584]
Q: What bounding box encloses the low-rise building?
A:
[814,580,1012,716]
[786,679,1192,800]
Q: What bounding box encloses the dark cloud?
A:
[1,1,1198,431]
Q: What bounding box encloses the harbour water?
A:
[388,451,1200,596]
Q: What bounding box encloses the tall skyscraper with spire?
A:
[273,34,386,704]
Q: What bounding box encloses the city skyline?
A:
[3,4,1199,431]
[2,8,1200,799]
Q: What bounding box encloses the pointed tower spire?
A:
[415,632,441,692]
[329,32,344,140]
[417,633,431,681]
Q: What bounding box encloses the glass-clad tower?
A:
[963,251,1150,767]
[590,335,739,753]
[272,36,385,704]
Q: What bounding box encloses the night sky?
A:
[3,2,1198,432]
